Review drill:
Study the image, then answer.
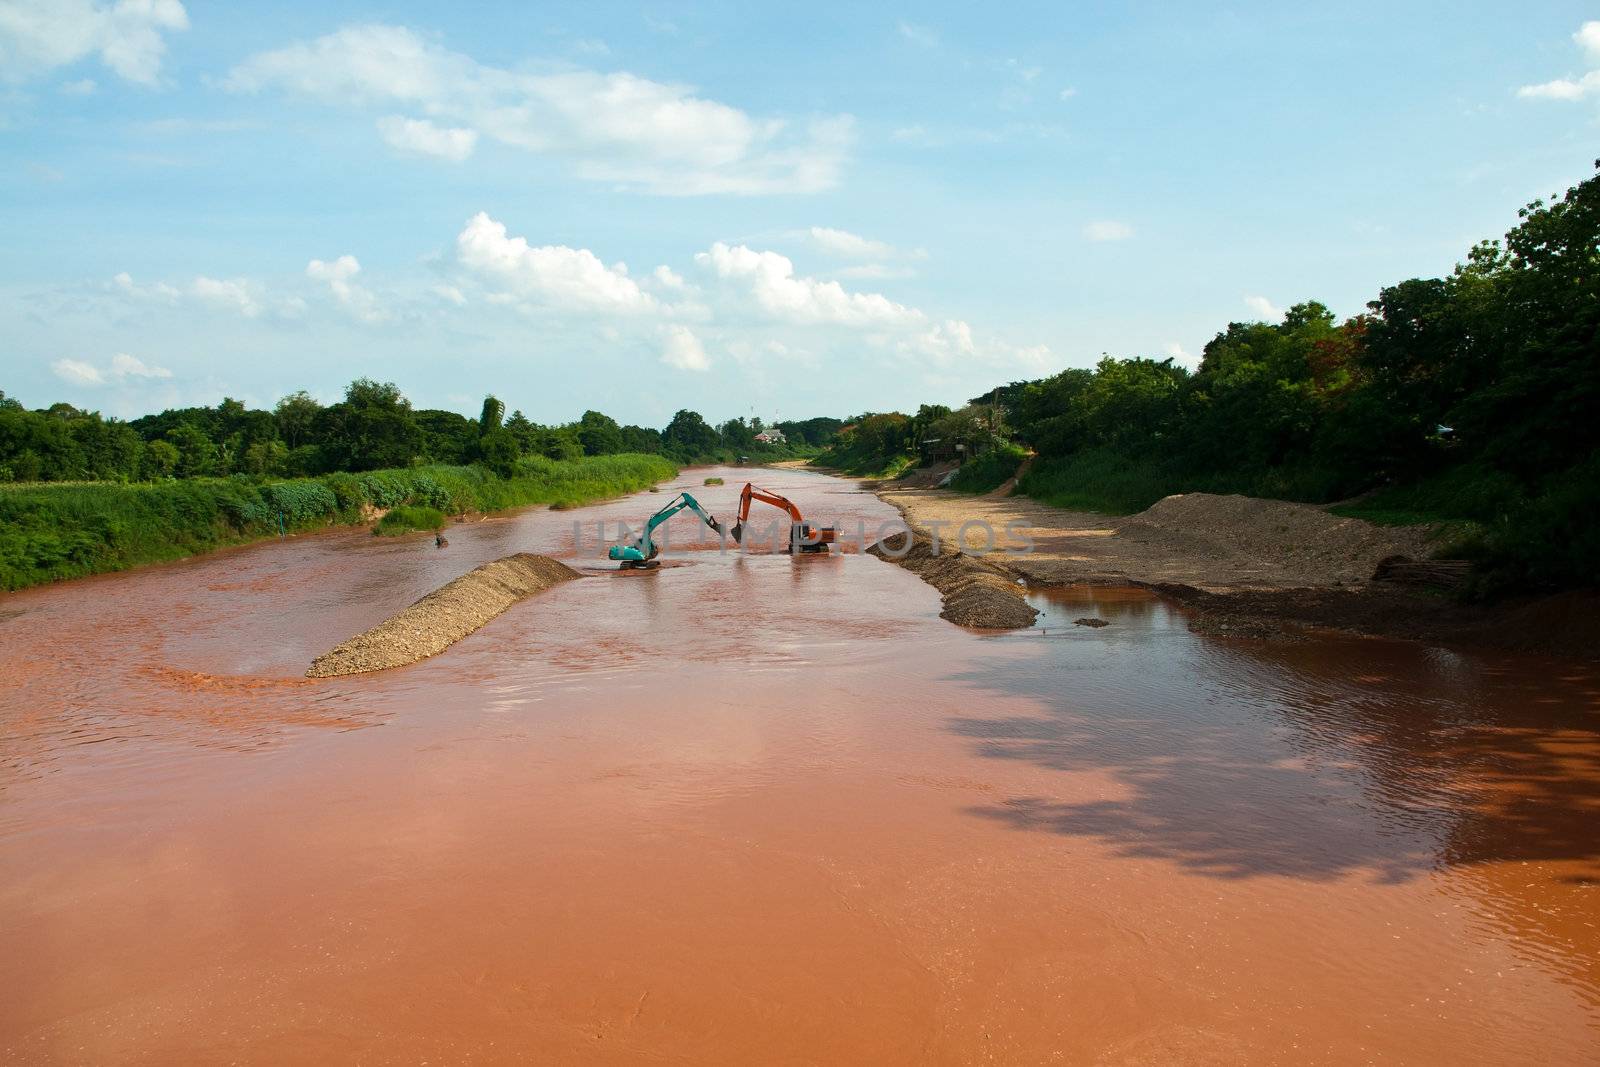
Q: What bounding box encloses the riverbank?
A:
[0,453,675,592]
[872,480,1598,660]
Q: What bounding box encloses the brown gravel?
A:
[868,529,1039,629]
[307,554,581,677]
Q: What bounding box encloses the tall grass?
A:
[1329,463,1523,527]
[948,445,1026,494]
[0,453,675,591]
[810,448,917,478]
[1016,450,1181,514]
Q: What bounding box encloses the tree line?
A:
[824,162,1600,592]
[0,381,845,484]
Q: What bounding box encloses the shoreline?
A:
[867,478,1598,661]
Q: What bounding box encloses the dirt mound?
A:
[307,554,581,678]
[868,530,1038,629]
[1120,493,1439,586]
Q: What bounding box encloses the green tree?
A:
[415,409,476,464]
[477,395,505,435]
[477,428,520,477]
[243,439,290,476]
[504,410,538,455]
[575,410,624,455]
[166,423,216,478]
[718,416,756,451]
[317,379,422,472]
[619,424,662,453]
[274,391,323,450]
[142,439,179,479]
[662,409,720,459]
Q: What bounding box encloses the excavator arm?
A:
[730,483,802,542]
[609,492,724,565]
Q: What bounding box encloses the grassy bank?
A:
[1015,450,1181,514]
[375,506,447,536]
[808,449,917,479]
[0,453,675,591]
[948,445,1026,494]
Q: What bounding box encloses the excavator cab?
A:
[729,483,835,554]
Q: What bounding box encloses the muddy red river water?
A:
[2,467,1597,1064]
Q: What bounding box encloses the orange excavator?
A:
[729,483,836,554]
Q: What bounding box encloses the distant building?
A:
[754,427,787,445]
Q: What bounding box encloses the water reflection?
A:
[958,586,1600,885]
[954,585,1600,1000]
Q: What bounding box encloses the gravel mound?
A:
[869,530,1039,629]
[1119,493,1438,586]
[307,554,581,677]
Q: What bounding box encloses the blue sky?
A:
[2,2,1597,427]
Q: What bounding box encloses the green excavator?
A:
[608,491,725,569]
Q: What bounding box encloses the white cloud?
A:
[113,270,180,301]
[227,24,852,194]
[51,357,104,385]
[1580,20,1600,59]
[307,254,384,322]
[1164,341,1197,367]
[455,212,658,313]
[1059,87,1078,100]
[110,352,171,378]
[59,77,96,95]
[191,275,262,317]
[113,270,312,319]
[1083,220,1133,241]
[904,319,976,365]
[661,324,709,371]
[432,283,466,305]
[375,115,477,161]
[1244,295,1283,320]
[0,0,188,86]
[807,226,894,260]
[652,265,685,289]
[697,242,921,327]
[51,352,171,385]
[1517,21,1600,101]
[691,240,1048,379]
[1517,73,1600,100]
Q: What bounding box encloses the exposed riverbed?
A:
[1,467,1596,1063]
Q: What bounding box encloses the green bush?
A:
[949,445,1026,494]
[375,505,446,536]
